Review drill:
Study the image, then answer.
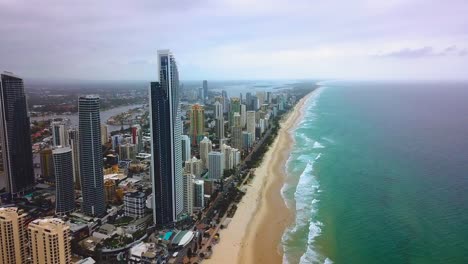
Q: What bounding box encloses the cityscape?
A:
[2,1,468,264]
[0,50,315,263]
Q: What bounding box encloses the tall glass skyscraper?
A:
[53,147,75,215]
[0,72,34,196]
[149,50,183,227]
[78,95,105,216]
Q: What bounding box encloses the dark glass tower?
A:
[202,80,208,102]
[150,49,183,227]
[0,72,34,196]
[53,147,75,214]
[78,95,105,216]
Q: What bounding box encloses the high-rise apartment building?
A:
[193,179,204,209]
[78,95,106,217]
[184,156,204,177]
[67,128,81,190]
[231,126,243,150]
[149,50,183,227]
[246,111,256,142]
[53,147,75,215]
[214,101,223,119]
[199,136,212,169]
[0,207,28,264]
[124,191,146,218]
[229,97,241,128]
[181,135,191,162]
[52,122,68,147]
[0,72,34,196]
[40,148,54,178]
[215,118,225,140]
[208,151,224,180]
[28,218,71,264]
[101,124,109,145]
[240,104,247,128]
[189,104,205,146]
[183,173,194,215]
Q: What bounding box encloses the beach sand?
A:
[205,90,315,264]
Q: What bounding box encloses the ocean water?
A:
[281,81,468,264]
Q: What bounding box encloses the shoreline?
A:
[205,89,316,264]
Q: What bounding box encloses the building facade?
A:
[124,191,147,218]
[67,128,81,190]
[28,218,71,264]
[246,111,256,142]
[183,173,194,215]
[53,147,75,215]
[79,95,106,216]
[189,104,205,146]
[0,207,28,264]
[181,135,191,162]
[199,137,212,170]
[193,179,204,209]
[0,72,34,196]
[149,49,183,227]
[208,151,224,180]
[52,122,68,147]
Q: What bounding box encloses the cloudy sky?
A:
[1,0,467,81]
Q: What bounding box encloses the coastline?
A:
[205,89,316,264]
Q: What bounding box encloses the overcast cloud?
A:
[1,0,467,80]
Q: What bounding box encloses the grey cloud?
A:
[376,46,467,58]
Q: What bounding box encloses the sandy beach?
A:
[205,90,316,264]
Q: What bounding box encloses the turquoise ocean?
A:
[281,81,468,264]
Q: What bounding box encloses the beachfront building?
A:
[0,72,34,196]
[193,179,204,209]
[79,95,106,217]
[0,207,28,264]
[240,104,247,127]
[183,173,194,215]
[28,218,72,264]
[53,147,75,215]
[181,135,191,162]
[208,151,225,180]
[189,104,205,146]
[215,118,225,140]
[149,50,184,227]
[199,136,212,169]
[242,131,253,150]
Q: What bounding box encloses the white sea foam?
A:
[315,153,322,160]
[313,141,325,149]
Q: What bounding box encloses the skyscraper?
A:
[149,49,183,227]
[183,173,194,215]
[28,218,71,264]
[189,104,205,146]
[53,147,75,215]
[67,128,80,190]
[181,135,191,162]
[0,72,34,196]
[231,126,243,150]
[78,95,105,217]
[52,121,68,147]
[247,111,256,142]
[199,136,212,170]
[40,148,54,178]
[214,101,223,119]
[0,207,28,264]
[193,179,204,209]
[229,97,241,128]
[240,104,247,128]
[202,80,208,102]
[215,118,225,140]
[208,151,224,180]
[101,124,109,145]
